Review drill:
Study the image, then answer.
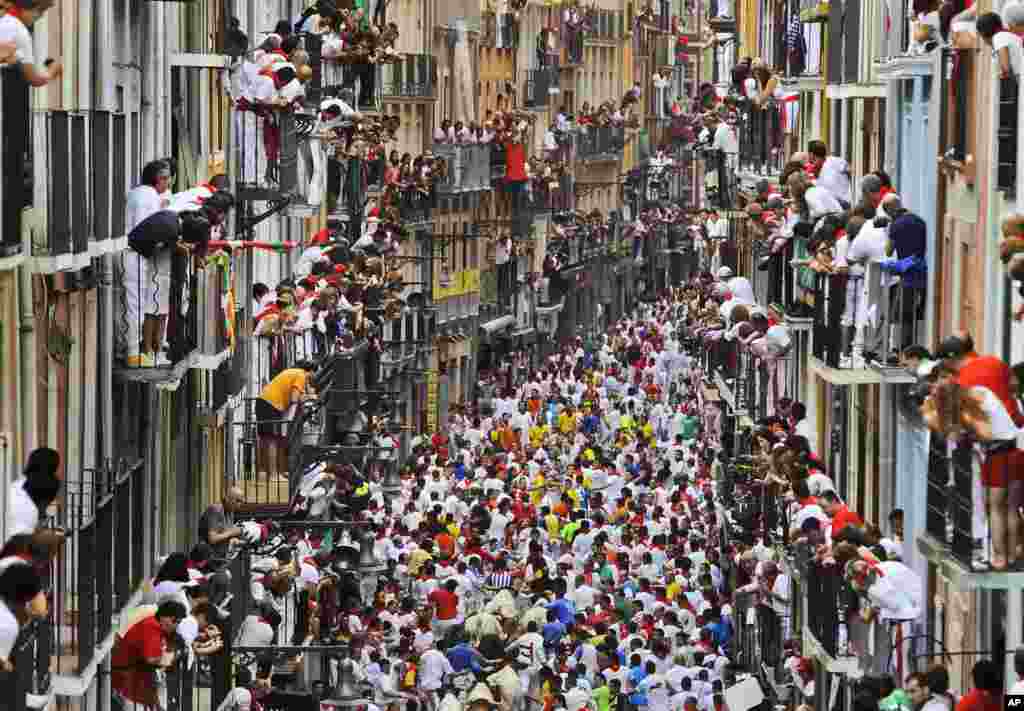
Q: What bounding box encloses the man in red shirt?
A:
[112,600,187,708]
[819,490,863,534]
[956,660,1001,711]
[428,579,460,640]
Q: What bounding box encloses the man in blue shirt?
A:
[446,636,486,673]
[542,608,567,651]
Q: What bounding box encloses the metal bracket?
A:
[237,197,294,233]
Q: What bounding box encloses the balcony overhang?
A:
[874,52,938,80]
[786,74,825,92]
[917,531,1024,590]
[808,355,883,385]
[825,83,887,99]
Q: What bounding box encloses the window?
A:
[997,75,1019,196]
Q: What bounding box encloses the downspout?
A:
[17,262,35,458]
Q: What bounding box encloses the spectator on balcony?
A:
[977,12,1023,79]
[819,490,863,535]
[257,362,318,480]
[906,672,948,711]
[199,486,246,558]
[0,559,46,672]
[789,170,842,223]
[808,140,853,209]
[6,447,62,547]
[111,599,188,709]
[921,372,1021,570]
[0,0,62,87]
[957,661,1001,711]
[123,160,171,367]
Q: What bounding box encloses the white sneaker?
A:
[155,352,172,367]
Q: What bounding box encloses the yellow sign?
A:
[463,269,481,293]
[426,370,439,433]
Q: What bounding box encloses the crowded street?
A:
[4,0,1024,707]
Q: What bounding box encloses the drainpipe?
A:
[16,263,35,458]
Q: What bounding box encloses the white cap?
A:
[717,266,733,279]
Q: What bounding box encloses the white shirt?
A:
[0,15,33,65]
[712,123,738,154]
[804,186,842,219]
[805,472,834,496]
[419,649,454,691]
[125,185,164,234]
[817,156,852,205]
[0,599,17,662]
[6,478,38,537]
[993,31,1024,77]
[846,221,889,276]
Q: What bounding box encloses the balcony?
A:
[194,257,234,369]
[807,260,924,377]
[483,11,519,49]
[433,144,492,193]
[233,106,302,202]
[924,438,977,572]
[733,590,786,681]
[379,54,437,101]
[577,125,626,162]
[396,185,434,225]
[532,173,574,215]
[737,102,785,178]
[327,155,386,225]
[583,8,622,43]
[805,562,850,658]
[524,67,556,109]
[115,249,202,381]
[320,60,384,113]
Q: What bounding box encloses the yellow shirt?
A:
[666,580,682,602]
[558,412,576,435]
[260,368,309,412]
[545,513,561,538]
[408,548,433,576]
[531,474,546,505]
[529,424,549,449]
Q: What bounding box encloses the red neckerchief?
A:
[258,617,272,625]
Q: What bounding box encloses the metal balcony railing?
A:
[997,75,1019,197]
[532,173,574,214]
[1,71,28,257]
[233,107,301,200]
[926,438,977,568]
[433,144,492,193]
[805,562,850,658]
[809,259,926,370]
[0,620,52,711]
[40,462,154,674]
[733,591,787,676]
[195,259,233,361]
[116,247,201,370]
[737,102,785,177]
[577,125,626,161]
[524,67,556,109]
[396,186,434,224]
[380,54,437,99]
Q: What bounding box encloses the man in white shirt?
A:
[808,140,853,207]
[978,12,1024,78]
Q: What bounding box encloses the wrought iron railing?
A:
[116,248,200,370]
[805,562,849,658]
[379,54,436,99]
[737,102,785,176]
[997,75,1019,197]
[233,108,302,199]
[525,67,556,109]
[925,438,976,568]
[433,144,492,193]
[0,620,51,711]
[577,125,626,161]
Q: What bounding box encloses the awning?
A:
[480,315,516,335]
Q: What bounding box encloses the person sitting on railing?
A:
[807,140,853,209]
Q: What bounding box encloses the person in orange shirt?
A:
[256,362,316,480]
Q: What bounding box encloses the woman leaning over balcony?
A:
[921,373,1023,571]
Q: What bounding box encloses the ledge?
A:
[917,531,1024,590]
[808,355,884,385]
[0,251,27,271]
[874,52,938,79]
[113,350,195,389]
[193,347,233,370]
[33,251,92,275]
[825,83,887,99]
